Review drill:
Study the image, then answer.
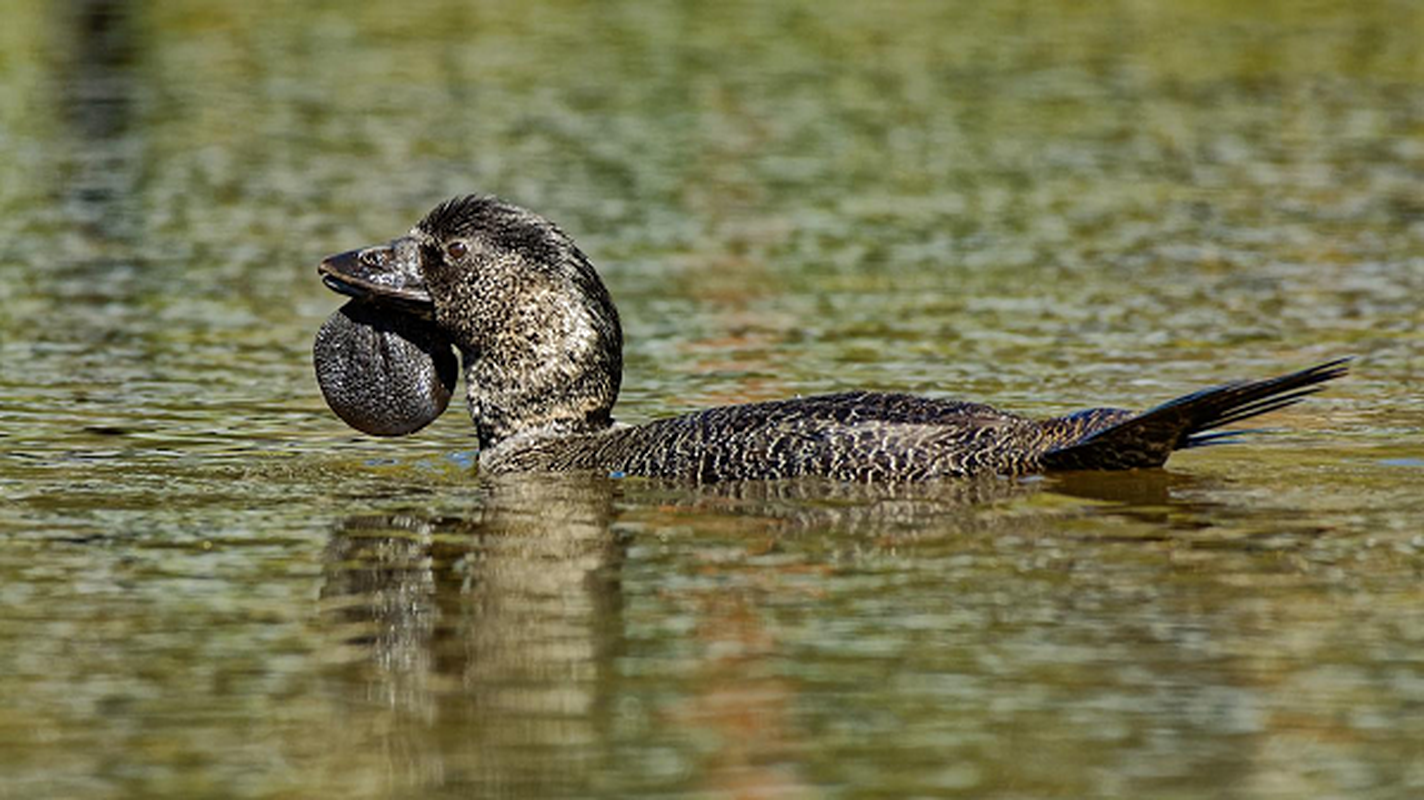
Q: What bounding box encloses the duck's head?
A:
[318,194,623,448]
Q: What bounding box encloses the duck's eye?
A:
[445,240,468,261]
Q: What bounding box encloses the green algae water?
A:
[2,1,1422,797]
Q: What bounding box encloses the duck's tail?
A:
[1040,358,1350,472]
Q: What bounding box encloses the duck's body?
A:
[480,391,1055,481]
[314,195,1347,483]
[479,374,1342,481]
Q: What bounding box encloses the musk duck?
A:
[313,194,1347,482]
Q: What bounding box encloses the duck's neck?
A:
[451,274,623,449]
[462,342,620,450]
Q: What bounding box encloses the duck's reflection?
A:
[627,473,1042,538]
[315,469,1226,795]
[319,473,625,796]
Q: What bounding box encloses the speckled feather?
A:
[483,392,1071,480]
[316,195,1349,482]
[414,196,623,447]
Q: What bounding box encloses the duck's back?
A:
[482,391,1116,481]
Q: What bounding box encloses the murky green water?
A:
[2,0,1422,797]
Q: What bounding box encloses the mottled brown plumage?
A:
[314,194,1348,482]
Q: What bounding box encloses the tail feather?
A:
[1041,358,1350,471]
[1181,428,1267,448]
[1193,388,1325,439]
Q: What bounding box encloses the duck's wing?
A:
[581,392,1043,481]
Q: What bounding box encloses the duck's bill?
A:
[318,236,435,317]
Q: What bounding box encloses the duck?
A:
[313,194,1348,482]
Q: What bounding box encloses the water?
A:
[1,1,1422,797]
